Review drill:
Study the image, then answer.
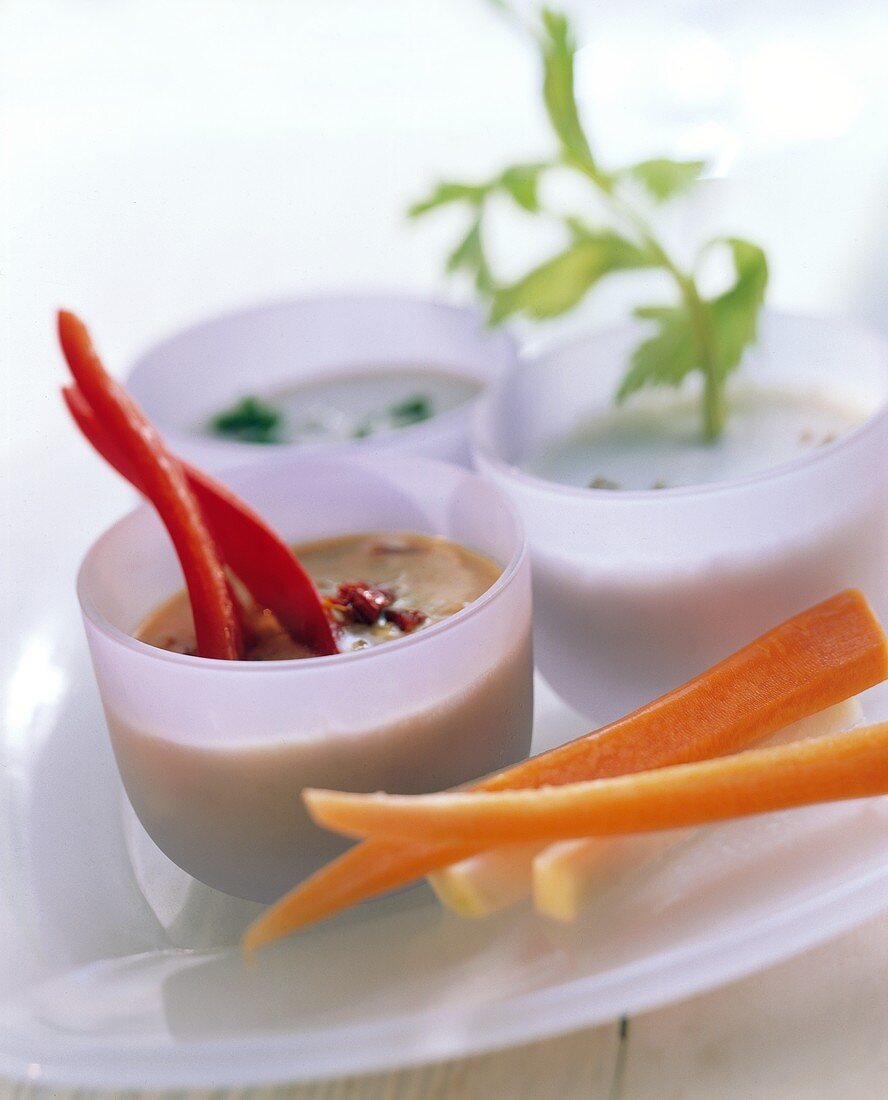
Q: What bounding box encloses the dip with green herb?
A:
[207,367,479,446]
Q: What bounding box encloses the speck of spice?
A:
[589,475,622,491]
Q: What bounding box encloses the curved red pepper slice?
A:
[188,469,340,657]
[58,311,243,660]
[63,385,340,657]
[63,386,256,645]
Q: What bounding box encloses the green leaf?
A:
[567,223,651,257]
[390,394,434,425]
[446,217,494,293]
[707,237,769,381]
[620,158,706,203]
[617,305,697,402]
[489,232,654,324]
[539,10,599,177]
[408,181,488,218]
[498,163,549,212]
[617,238,768,404]
[209,395,283,444]
[484,0,516,17]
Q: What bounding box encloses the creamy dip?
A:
[136,530,501,659]
[273,367,480,442]
[109,636,533,901]
[527,385,868,491]
[207,368,481,445]
[111,531,528,901]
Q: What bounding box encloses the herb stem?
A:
[544,170,728,441]
[411,7,765,447]
[599,185,725,442]
[678,274,724,441]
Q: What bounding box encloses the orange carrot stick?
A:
[433,696,865,920]
[305,723,888,844]
[242,591,887,952]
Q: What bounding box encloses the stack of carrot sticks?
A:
[244,590,888,950]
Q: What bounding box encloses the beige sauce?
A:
[110,633,533,900]
[136,531,501,659]
[112,530,528,901]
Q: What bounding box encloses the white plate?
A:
[2,439,887,1091]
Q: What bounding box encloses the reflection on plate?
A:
[2,437,887,1089]
[2,634,887,1089]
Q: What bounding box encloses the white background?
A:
[1,2,887,1096]
[3,0,887,458]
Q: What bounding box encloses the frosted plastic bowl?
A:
[77,456,533,902]
[473,313,888,724]
[126,295,517,470]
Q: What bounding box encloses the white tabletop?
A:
[3,1,887,1095]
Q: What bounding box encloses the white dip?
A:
[527,385,868,491]
[271,367,481,443]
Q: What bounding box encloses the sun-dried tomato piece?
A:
[384,608,427,634]
[335,581,395,625]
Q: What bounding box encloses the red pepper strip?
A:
[58,311,243,660]
[63,385,340,657]
[62,385,254,646]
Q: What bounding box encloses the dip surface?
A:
[527,384,868,491]
[274,367,480,442]
[136,530,501,659]
[207,367,481,445]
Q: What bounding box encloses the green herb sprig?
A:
[409,7,768,442]
[210,395,283,444]
[352,394,434,439]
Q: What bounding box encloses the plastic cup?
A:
[473,313,888,723]
[77,456,532,901]
[126,295,518,470]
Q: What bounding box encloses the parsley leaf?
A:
[707,238,769,381]
[408,5,769,442]
[352,394,434,439]
[616,305,697,402]
[490,232,654,323]
[498,163,549,212]
[617,238,769,404]
[408,182,488,217]
[619,158,707,203]
[446,216,495,293]
[539,10,601,180]
[209,395,283,444]
[390,394,433,424]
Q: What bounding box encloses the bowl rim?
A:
[472,310,888,503]
[126,291,517,454]
[76,454,529,673]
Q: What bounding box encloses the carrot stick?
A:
[63,384,339,656]
[242,591,888,952]
[531,696,865,922]
[304,723,888,845]
[433,696,865,920]
[58,311,242,660]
